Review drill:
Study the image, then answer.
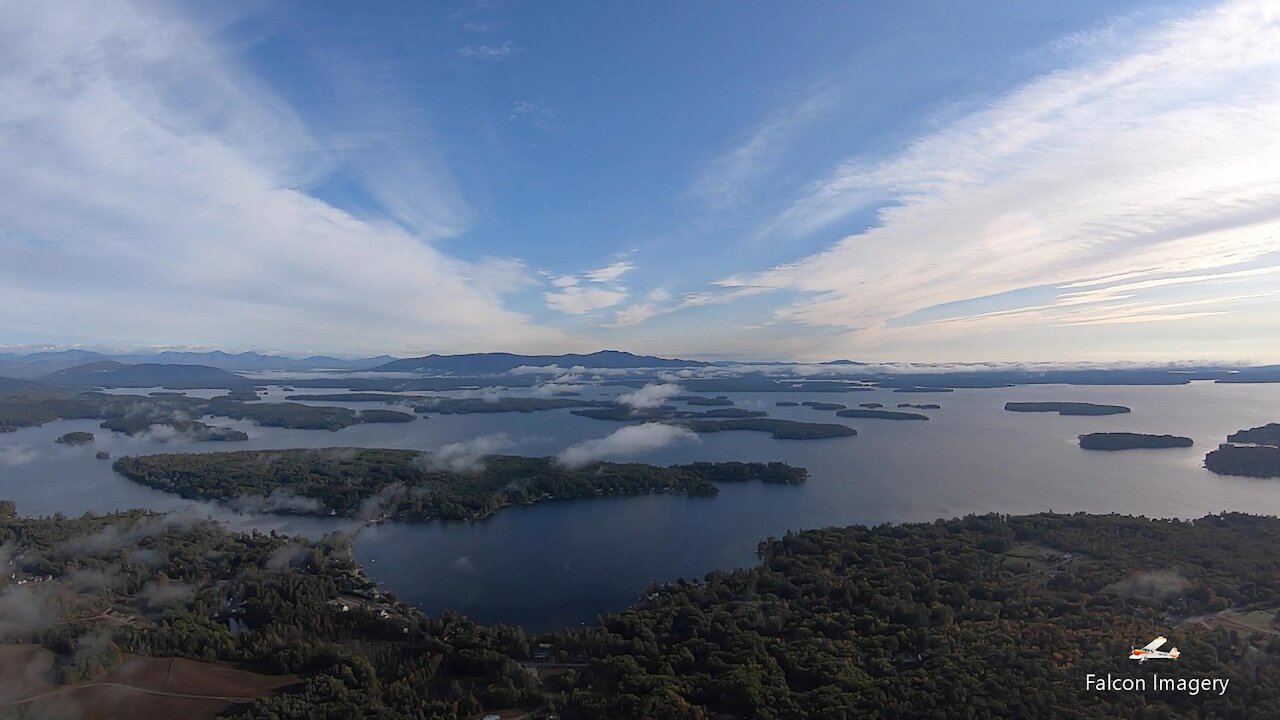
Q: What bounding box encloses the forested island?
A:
[836,408,929,420]
[897,403,941,409]
[111,450,809,521]
[674,417,857,439]
[1078,432,1193,450]
[1004,401,1132,416]
[6,508,1280,718]
[1205,444,1280,478]
[1227,423,1280,446]
[54,431,94,445]
[566,405,853,439]
[800,401,846,411]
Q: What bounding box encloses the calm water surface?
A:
[3,381,1279,632]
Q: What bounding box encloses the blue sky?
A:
[2,0,1278,361]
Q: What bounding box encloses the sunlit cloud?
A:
[719,0,1280,355]
[0,2,570,355]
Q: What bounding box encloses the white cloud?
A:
[615,382,682,409]
[0,2,569,355]
[542,261,636,315]
[0,446,42,467]
[583,261,635,283]
[457,41,514,61]
[557,423,699,468]
[543,285,628,315]
[417,434,514,473]
[725,0,1280,354]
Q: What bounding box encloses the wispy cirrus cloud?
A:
[689,87,837,211]
[717,0,1280,356]
[0,2,570,355]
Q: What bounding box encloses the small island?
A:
[858,402,883,409]
[1078,433,1193,450]
[800,401,846,411]
[673,395,734,406]
[836,408,929,421]
[898,403,940,409]
[112,450,809,521]
[55,431,95,445]
[775,401,800,407]
[1004,401,1131,416]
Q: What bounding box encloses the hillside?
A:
[38,361,254,389]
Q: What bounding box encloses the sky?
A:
[1,0,1278,362]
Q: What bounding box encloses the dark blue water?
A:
[4,381,1280,632]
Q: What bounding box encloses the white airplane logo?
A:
[1129,636,1180,662]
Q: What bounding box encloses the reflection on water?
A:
[3,381,1280,631]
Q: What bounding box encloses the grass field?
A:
[0,645,297,720]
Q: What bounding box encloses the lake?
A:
[3,381,1279,632]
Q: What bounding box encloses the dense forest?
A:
[111,450,809,521]
[5,509,1280,718]
[548,512,1280,718]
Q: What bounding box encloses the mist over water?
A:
[4,381,1280,631]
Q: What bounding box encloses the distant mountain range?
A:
[373,350,707,374]
[0,350,395,378]
[0,349,710,390]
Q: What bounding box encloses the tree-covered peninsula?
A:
[8,508,1280,718]
[112,450,809,521]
